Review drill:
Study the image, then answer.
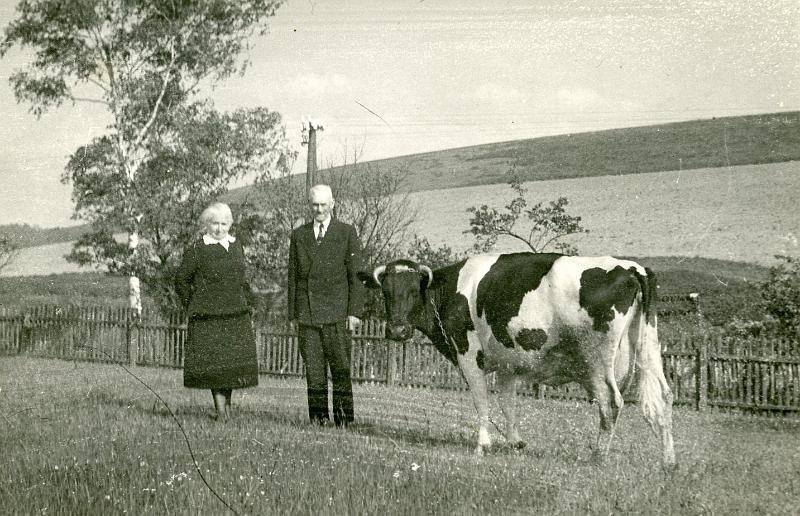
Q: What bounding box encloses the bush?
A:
[655,269,763,327]
[759,255,800,338]
[405,235,466,270]
[465,175,588,254]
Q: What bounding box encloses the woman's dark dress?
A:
[175,238,258,389]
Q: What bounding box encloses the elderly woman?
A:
[175,202,259,421]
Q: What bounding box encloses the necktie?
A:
[316,223,325,245]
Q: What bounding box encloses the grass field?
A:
[2,357,799,515]
[0,241,89,277]
[409,162,799,266]
[5,160,792,283]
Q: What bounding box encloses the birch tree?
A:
[1,0,285,313]
[63,105,293,312]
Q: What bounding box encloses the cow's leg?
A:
[496,369,525,449]
[589,355,626,461]
[457,334,492,456]
[602,369,625,455]
[589,375,615,462]
[607,342,627,431]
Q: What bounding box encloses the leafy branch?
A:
[465,175,588,255]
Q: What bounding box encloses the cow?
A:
[359,252,675,467]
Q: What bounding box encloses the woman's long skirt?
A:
[184,311,259,389]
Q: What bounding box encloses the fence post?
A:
[20,311,32,354]
[537,384,546,400]
[386,340,397,386]
[695,335,708,411]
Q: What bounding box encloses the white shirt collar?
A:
[203,233,236,250]
[315,217,331,236]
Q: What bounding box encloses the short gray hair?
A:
[308,184,333,202]
[199,202,233,226]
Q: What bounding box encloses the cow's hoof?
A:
[473,445,487,457]
[591,448,607,465]
[512,441,527,450]
[662,460,679,476]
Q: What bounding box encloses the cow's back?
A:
[461,254,648,377]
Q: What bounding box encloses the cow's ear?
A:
[421,270,440,290]
[418,264,435,291]
[357,271,381,289]
[419,276,430,291]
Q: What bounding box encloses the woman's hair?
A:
[199,202,233,227]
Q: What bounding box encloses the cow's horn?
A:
[372,265,386,286]
[419,265,434,285]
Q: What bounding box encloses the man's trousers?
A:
[297,322,354,426]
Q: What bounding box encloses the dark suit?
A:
[288,218,363,425]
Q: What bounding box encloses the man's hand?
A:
[288,319,297,332]
[346,315,361,331]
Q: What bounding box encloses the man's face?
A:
[309,190,334,222]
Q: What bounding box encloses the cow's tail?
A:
[634,268,661,416]
[634,268,676,467]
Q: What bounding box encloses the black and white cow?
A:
[359,252,675,467]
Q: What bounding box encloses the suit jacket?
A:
[175,238,255,317]
[287,218,363,325]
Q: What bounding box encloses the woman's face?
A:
[206,213,231,240]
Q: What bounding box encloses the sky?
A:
[1,0,798,228]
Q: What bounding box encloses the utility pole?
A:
[301,117,324,193]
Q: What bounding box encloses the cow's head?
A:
[358,260,434,341]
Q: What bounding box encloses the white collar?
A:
[314,217,331,236]
[315,217,331,229]
[203,233,236,250]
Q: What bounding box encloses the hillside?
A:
[409,162,797,266]
[224,110,800,203]
[2,110,797,252]
[0,223,87,249]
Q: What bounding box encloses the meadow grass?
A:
[408,162,799,266]
[2,356,799,515]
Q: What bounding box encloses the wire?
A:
[75,344,240,516]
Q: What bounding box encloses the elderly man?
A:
[287,184,364,426]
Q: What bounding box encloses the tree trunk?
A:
[128,230,142,315]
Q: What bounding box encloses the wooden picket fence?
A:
[0,304,798,414]
[662,332,800,412]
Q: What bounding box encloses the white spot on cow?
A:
[456,254,500,322]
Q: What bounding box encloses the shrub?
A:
[405,235,466,270]
[465,173,588,254]
[759,255,800,338]
[655,269,763,327]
